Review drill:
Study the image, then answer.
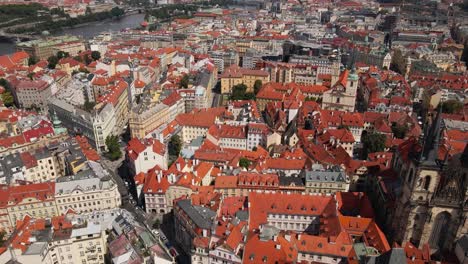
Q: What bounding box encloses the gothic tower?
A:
[330,56,341,86]
[391,109,468,257]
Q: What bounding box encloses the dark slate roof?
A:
[304,170,346,183]
[278,176,305,187]
[235,211,249,221]
[176,199,215,230]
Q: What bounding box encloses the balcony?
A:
[87,253,98,260]
[86,245,96,252]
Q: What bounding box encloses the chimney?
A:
[157,171,162,183]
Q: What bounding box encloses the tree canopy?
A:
[105,135,122,161]
[57,51,69,59]
[91,51,101,61]
[361,132,386,159]
[169,135,182,157]
[28,56,38,66]
[110,7,125,18]
[47,55,58,69]
[253,79,262,95]
[0,79,15,107]
[239,157,251,169]
[440,100,464,114]
[231,83,255,100]
[391,123,408,139]
[179,74,189,88]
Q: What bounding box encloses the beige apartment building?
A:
[15,79,53,109]
[0,216,107,264]
[129,102,170,139]
[220,65,270,94]
[55,174,121,215]
[6,182,59,226]
[43,222,107,264]
[21,150,62,183]
[98,81,130,134]
[16,36,84,60]
[52,40,87,57]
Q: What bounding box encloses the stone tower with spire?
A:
[391,108,468,257]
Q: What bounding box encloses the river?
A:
[0,13,145,55]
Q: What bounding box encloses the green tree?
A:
[168,135,182,157]
[110,7,125,18]
[105,135,122,161]
[57,51,69,59]
[390,49,406,74]
[91,51,101,61]
[253,79,262,95]
[230,83,248,100]
[0,78,15,107]
[391,123,408,139]
[440,99,464,114]
[239,157,251,169]
[28,56,38,66]
[179,74,189,88]
[1,92,14,107]
[361,132,386,159]
[47,55,58,69]
[83,100,95,111]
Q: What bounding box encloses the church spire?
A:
[422,106,443,166]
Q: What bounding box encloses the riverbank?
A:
[7,7,127,35]
[52,11,142,37]
[0,12,144,55]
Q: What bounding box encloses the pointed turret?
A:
[421,107,443,167]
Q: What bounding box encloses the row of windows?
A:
[57,195,98,203]
[10,202,54,211]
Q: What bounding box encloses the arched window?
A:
[423,176,431,191]
[429,212,451,249]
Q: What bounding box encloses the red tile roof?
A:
[176,107,225,128]
[248,192,336,230]
[20,152,37,169]
[127,137,166,161]
[143,167,170,194]
[8,182,55,205]
[220,64,268,78]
